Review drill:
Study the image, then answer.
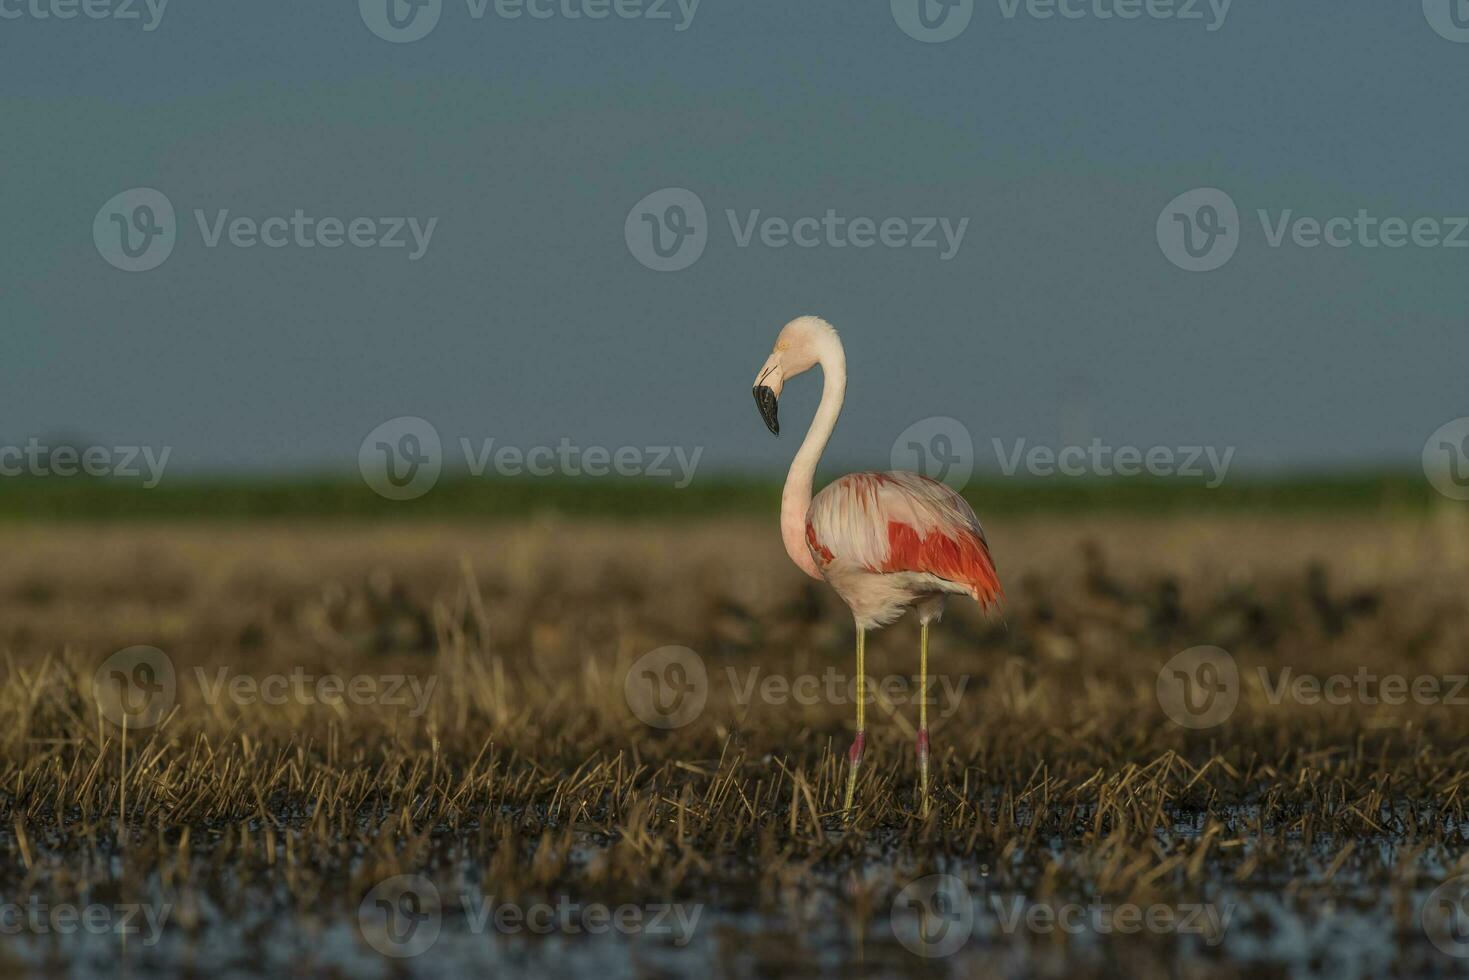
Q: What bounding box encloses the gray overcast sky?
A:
[1,2,1464,476]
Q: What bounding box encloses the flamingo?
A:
[751,316,1002,817]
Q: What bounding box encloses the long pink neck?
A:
[781,335,846,580]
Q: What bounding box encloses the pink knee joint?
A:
[915,729,930,762]
[848,732,866,765]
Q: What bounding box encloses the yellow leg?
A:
[918,622,931,818]
[843,627,866,815]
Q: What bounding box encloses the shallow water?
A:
[6,810,1469,980]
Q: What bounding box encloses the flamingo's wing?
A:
[807,471,1002,609]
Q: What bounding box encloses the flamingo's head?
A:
[752,316,837,437]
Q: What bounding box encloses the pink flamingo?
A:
[752,316,1002,816]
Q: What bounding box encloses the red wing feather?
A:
[883,520,1003,610]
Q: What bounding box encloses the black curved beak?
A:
[752,386,779,436]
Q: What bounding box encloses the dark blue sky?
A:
[2,2,1464,475]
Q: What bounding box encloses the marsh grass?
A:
[1,511,1467,976]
